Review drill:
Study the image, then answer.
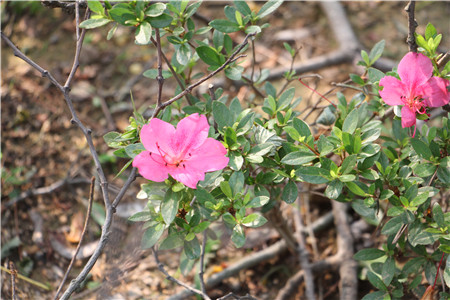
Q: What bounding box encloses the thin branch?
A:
[152,247,211,300]
[250,38,256,82]
[155,28,164,107]
[9,261,17,300]
[150,36,192,106]
[331,201,357,300]
[0,266,50,291]
[64,8,90,89]
[112,167,137,209]
[405,1,418,53]
[4,177,90,207]
[293,190,315,300]
[152,33,256,117]
[53,177,95,300]
[199,230,208,296]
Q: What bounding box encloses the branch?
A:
[199,230,208,296]
[53,177,95,300]
[154,28,164,107]
[152,32,256,117]
[331,201,358,300]
[405,1,418,53]
[292,187,315,300]
[153,247,212,300]
[1,29,138,300]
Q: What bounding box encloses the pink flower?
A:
[379,52,450,129]
[132,113,229,189]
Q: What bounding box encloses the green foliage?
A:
[85,5,450,297]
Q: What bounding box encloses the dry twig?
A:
[53,177,95,300]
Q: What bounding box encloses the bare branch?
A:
[199,230,208,296]
[405,1,418,53]
[152,247,212,300]
[152,32,256,117]
[155,28,164,107]
[9,261,17,300]
[53,177,95,300]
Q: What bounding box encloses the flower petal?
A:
[132,151,169,182]
[170,167,205,189]
[398,52,432,91]
[140,119,176,156]
[379,76,407,106]
[172,113,209,155]
[401,106,416,128]
[184,138,229,172]
[422,76,450,107]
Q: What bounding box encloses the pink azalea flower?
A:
[132,113,229,189]
[379,52,450,130]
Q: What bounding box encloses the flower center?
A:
[147,142,193,169]
[402,95,427,115]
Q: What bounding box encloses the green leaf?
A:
[124,143,145,158]
[345,181,367,197]
[228,152,244,171]
[223,212,237,227]
[409,230,440,247]
[247,196,270,208]
[414,163,437,177]
[293,118,311,138]
[354,248,386,261]
[425,23,437,40]
[161,190,179,225]
[79,18,111,29]
[341,154,357,174]
[231,224,246,247]
[277,87,295,111]
[213,101,234,129]
[242,213,267,228]
[381,216,403,236]
[295,166,329,184]
[282,181,298,204]
[281,150,316,165]
[444,255,450,288]
[350,73,365,86]
[325,179,343,200]
[148,13,173,28]
[143,69,173,79]
[87,0,104,14]
[342,108,359,134]
[220,181,233,199]
[234,0,252,16]
[145,3,166,17]
[135,21,152,45]
[193,221,211,234]
[257,0,283,19]
[361,50,370,66]
[225,66,244,80]
[411,138,432,160]
[229,171,244,198]
[362,291,390,300]
[196,46,222,66]
[368,67,385,83]
[209,19,240,33]
[382,256,395,286]
[184,236,201,259]
[432,203,445,229]
[248,143,273,157]
[141,224,164,249]
[367,271,388,291]
[410,192,429,207]
[284,126,300,141]
[128,211,152,222]
[159,233,184,250]
[369,40,385,64]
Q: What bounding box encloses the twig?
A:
[199,230,208,296]
[155,28,164,107]
[405,1,418,53]
[250,39,256,82]
[4,177,91,207]
[331,201,357,300]
[152,247,211,300]
[150,36,192,106]
[9,261,17,300]
[292,190,315,300]
[0,266,51,291]
[64,8,90,89]
[152,33,256,117]
[53,177,95,300]
[217,292,258,300]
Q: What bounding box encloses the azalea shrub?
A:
[86,1,449,299]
